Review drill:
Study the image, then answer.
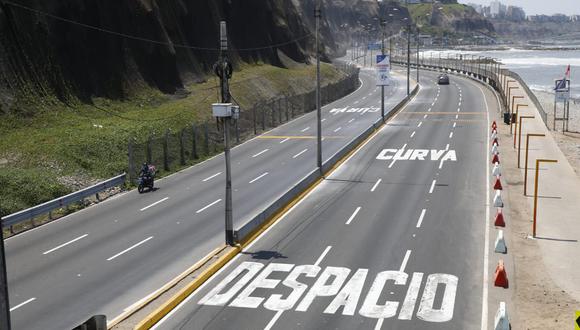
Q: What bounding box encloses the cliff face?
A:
[0,0,318,114]
[410,3,494,36]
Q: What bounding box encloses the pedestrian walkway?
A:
[501,74,580,302]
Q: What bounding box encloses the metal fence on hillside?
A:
[127,69,360,181]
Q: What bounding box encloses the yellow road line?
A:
[134,86,420,330]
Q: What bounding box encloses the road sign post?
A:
[517,116,534,168]
[376,54,391,123]
[553,79,571,132]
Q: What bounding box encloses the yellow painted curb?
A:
[134,247,239,330]
[134,83,420,330]
[107,246,224,328]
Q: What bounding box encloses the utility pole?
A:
[315,2,322,175]
[407,25,411,95]
[0,231,10,330]
[214,21,234,246]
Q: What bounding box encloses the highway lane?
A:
[5,67,409,329]
[154,70,497,329]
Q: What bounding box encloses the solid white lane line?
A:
[439,159,445,169]
[449,132,454,139]
[10,298,36,312]
[43,234,88,255]
[252,149,269,158]
[301,127,310,132]
[410,131,416,138]
[445,144,450,151]
[345,207,362,225]
[348,118,355,123]
[477,83,492,330]
[153,83,423,330]
[371,178,382,192]
[416,209,426,228]
[417,121,423,128]
[399,250,412,272]
[107,236,153,261]
[140,197,169,212]
[292,149,308,159]
[279,138,290,144]
[314,246,332,266]
[196,199,222,214]
[202,172,221,182]
[334,127,342,133]
[429,179,436,194]
[249,172,269,184]
[453,122,457,128]
[264,311,284,330]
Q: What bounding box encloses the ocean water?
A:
[422,48,580,98]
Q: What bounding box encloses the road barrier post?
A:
[510,95,524,134]
[533,159,558,238]
[513,104,529,148]
[524,133,545,195]
[517,116,534,167]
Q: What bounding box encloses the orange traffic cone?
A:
[494,208,505,227]
[494,176,503,190]
[494,259,509,288]
[492,154,500,164]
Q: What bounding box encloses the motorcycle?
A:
[138,165,156,193]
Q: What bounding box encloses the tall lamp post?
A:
[315,2,322,175]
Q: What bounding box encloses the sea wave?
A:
[501,57,580,67]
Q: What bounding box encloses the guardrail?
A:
[1,173,126,229]
[234,83,420,243]
[390,53,549,128]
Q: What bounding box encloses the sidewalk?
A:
[499,74,580,327]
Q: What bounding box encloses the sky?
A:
[458,0,579,16]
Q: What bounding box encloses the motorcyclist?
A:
[139,162,151,180]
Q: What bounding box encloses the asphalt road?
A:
[5,66,409,329]
[153,70,499,330]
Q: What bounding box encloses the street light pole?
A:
[315,2,322,175]
[407,24,411,95]
[416,29,420,83]
[381,20,386,121]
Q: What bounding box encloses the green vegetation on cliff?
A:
[0,63,345,217]
[406,2,494,37]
